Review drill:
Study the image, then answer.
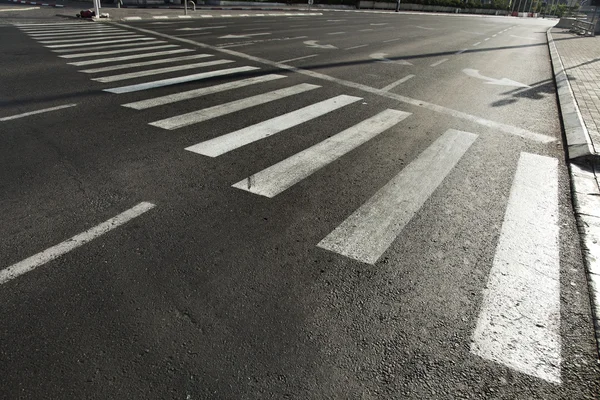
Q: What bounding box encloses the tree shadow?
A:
[491,77,556,107]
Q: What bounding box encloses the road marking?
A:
[455,48,468,55]
[54,41,167,53]
[59,44,180,59]
[105,66,259,94]
[67,49,192,66]
[471,152,560,384]
[17,22,91,27]
[152,15,169,19]
[28,29,124,37]
[0,7,39,11]
[328,31,345,35]
[473,42,481,46]
[484,38,490,41]
[370,23,388,25]
[318,129,477,264]
[39,34,144,44]
[277,54,317,63]
[430,58,448,67]
[45,37,156,49]
[370,52,412,65]
[0,103,76,122]
[186,95,361,157]
[345,44,368,50]
[492,34,497,37]
[243,27,268,31]
[123,74,286,110]
[381,74,414,91]
[304,40,337,49]
[114,23,556,144]
[0,202,155,286]
[232,109,410,198]
[20,27,121,33]
[79,54,214,73]
[464,69,530,88]
[383,38,401,43]
[178,26,225,30]
[150,83,319,130]
[219,32,271,39]
[93,59,234,83]
[359,28,374,32]
[414,25,435,30]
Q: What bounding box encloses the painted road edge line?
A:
[0,103,76,122]
[0,202,156,285]
[471,152,560,384]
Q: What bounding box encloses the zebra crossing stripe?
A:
[54,41,167,53]
[471,152,560,384]
[232,109,410,198]
[92,60,234,83]
[66,49,192,66]
[150,83,320,130]
[317,129,478,264]
[45,37,156,49]
[28,29,125,37]
[104,66,260,94]
[185,95,362,157]
[60,45,181,60]
[20,27,120,34]
[37,33,140,42]
[79,54,214,74]
[123,74,287,110]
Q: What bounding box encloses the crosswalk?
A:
[15,22,564,384]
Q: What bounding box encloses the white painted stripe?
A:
[150,83,319,130]
[153,15,169,19]
[105,66,259,94]
[39,34,144,44]
[492,34,497,37]
[277,54,317,63]
[233,109,410,198]
[484,38,490,41]
[45,37,156,49]
[22,27,124,34]
[359,28,374,32]
[383,38,401,43]
[178,26,225,30]
[0,103,76,122]
[473,41,481,46]
[455,48,468,55]
[92,59,233,83]
[28,29,124,37]
[471,152,560,384]
[327,31,345,35]
[178,15,192,18]
[79,54,213,73]
[430,58,448,67]
[19,25,106,30]
[185,94,361,157]
[17,22,91,27]
[60,44,180,59]
[54,41,166,53]
[123,16,142,20]
[317,129,477,264]
[345,44,368,50]
[123,74,286,110]
[0,202,155,285]
[67,49,194,66]
[381,74,414,92]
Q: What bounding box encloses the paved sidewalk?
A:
[552,27,600,154]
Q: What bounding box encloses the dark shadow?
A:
[491,77,556,107]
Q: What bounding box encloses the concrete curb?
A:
[569,162,600,358]
[547,27,597,161]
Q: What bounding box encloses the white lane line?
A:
[328,31,345,35]
[233,109,410,198]
[381,74,415,92]
[318,129,477,264]
[67,49,192,66]
[21,27,122,34]
[45,37,156,49]
[93,59,234,83]
[80,54,213,73]
[492,34,497,37]
[484,38,490,41]
[0,6,39,11]
[28,29,124,37]
[345,44,368,50]
[105,66,259,94]
[123,16,142,20]
[34,33,138,41]
[123,74,286,110]
[471,152,560,384]
[0,202,155,286]
[370,23,388,25]
[473,42,481,46]
[430,58,448,67]
[176,33,213,37]
[150,83,319,130]
[59,44,180,59]
[383,38,401,43]
[152,15,169,19]
[178,26,225,30]
[185,94,361,157]
[455,49,468,55]
[277,54,317,63]
[359,28,374,32]
[54,41,166,53]
[0,103,76,122]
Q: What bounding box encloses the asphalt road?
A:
[1,9,599,399]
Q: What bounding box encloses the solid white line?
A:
[39,34,144,44]
[471,152,560,384]
[22,27,125,34]
[492,34,497,37]
[92,59,234,83]
[54,41,166,53]
[45,37,155,49]
[383,38,401,43]
[150,83,320,130]
[232,109,410,198]
[59,44,180,59]
[0,103,76,122]
[17,22,92,27]
[123,74,286,110]
[28,29,124,37]
[178,26,225,30]
[123,16,142,20]
[484,38,490,41]
[32,31,132,40]
[20,26,118,32]
[359,28,374,32]
[381,74,414,91]
[473,41,481,46]
[0,202,155,285]
[185,94,362,157]
[328,31,345,35]
[79,54,214,73]
[67,49,192,66]
[277,54,317,63]
[345,44,368,50]
[317,129,477,264]
[105,66,260,94]
[153,16,169,19]
[455,48,468,55]
[430,58,448,67]
[0,6,39,11]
